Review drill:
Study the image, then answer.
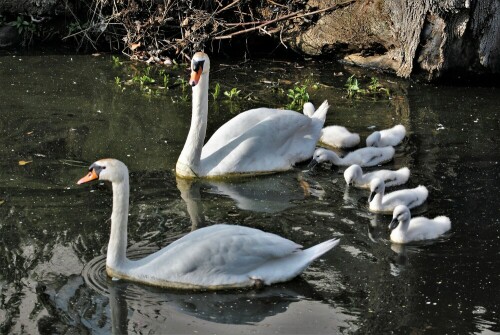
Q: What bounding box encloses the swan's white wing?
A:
[131,224,302,286]
[344,147,394,166]
[200,108,321,175]
[383,186,427,208]
[407,217,450,240]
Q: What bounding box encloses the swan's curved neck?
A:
[370,191,384,208]
[328,151,343,165]
[176,73,209,178]
[399,219,410,232]
[107,177,130,270]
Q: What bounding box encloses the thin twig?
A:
[213,0,356,40]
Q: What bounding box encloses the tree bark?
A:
[287,0,499,79]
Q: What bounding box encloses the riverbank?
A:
[1,0,499,81]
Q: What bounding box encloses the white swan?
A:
[368,178,428,213]
[389,205,451,244]
[176,52,329,179]
[319,126,360,149]
[366,124,406,147]
[77,159,339,290]
[309,146,394,168]
[303,102,359,149]
[344,164,410,189]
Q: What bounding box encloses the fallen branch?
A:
[213,0,356,40]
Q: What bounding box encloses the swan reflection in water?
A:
[177,171,323,216]
[37,270,354,334]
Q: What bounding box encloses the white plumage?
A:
[366,124,406,147]
[310,146,395,168]
[303,102,359,149]
[344,164,410,188]
[176,52,329,178]
[368,178,428,213]
[389,205,451,243]
[319,126,360,149]
[77,159,339,290]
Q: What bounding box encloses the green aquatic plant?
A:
[211,83,221,100]
[345,75,365,98]
[133,67,155,86]
[9,15,37,35]
[286,84,309,110]
[112,56,123,67]
[345,75,390,99]
[368,77,390,97]
[176,77,190,102]
[224,87,241,100]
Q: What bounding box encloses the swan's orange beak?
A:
[77,169,99,185]
[189,67,202,87]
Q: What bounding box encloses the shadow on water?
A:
[0,52,499,334]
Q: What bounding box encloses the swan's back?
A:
[365,167,410,187]
[128,224,339,289]
[319,126,360,149]
[344,146,395,166]
[367,124,406,147]
[383,185,428,209]
[392,215,451,243]
[200,102,328,176]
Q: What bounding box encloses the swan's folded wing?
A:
[201,108,311,159]
[137,225,302,276]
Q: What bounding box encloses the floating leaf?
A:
[0,200,4,205]
[18,160,33,166]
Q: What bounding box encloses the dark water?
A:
[0,52,499,334]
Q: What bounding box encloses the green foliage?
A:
[224,87,241,100]
[367,77,390,97]
[176,77,190,102]
[9,16,37,34]
[211,83,221,100]
[286,84,309,110]
[112,56,123,67]
[345,75,390,99]
[345,75,365,98]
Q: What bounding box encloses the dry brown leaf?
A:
[18,160,33,166]
[130,42,141,51]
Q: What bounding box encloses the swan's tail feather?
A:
[417,185,429,199]
[312,100,329,122]
[303,102,316,117]
[302,238,340,262]
[399,167,411,180]
[433,216,451,229]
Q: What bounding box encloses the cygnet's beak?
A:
[307,159,319,170]
[388,218,399,230]
[368,192,375,203]
[77,169,98,185]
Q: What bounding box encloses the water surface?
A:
[0,52,499,334]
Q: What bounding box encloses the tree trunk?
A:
[287,0,499,79]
